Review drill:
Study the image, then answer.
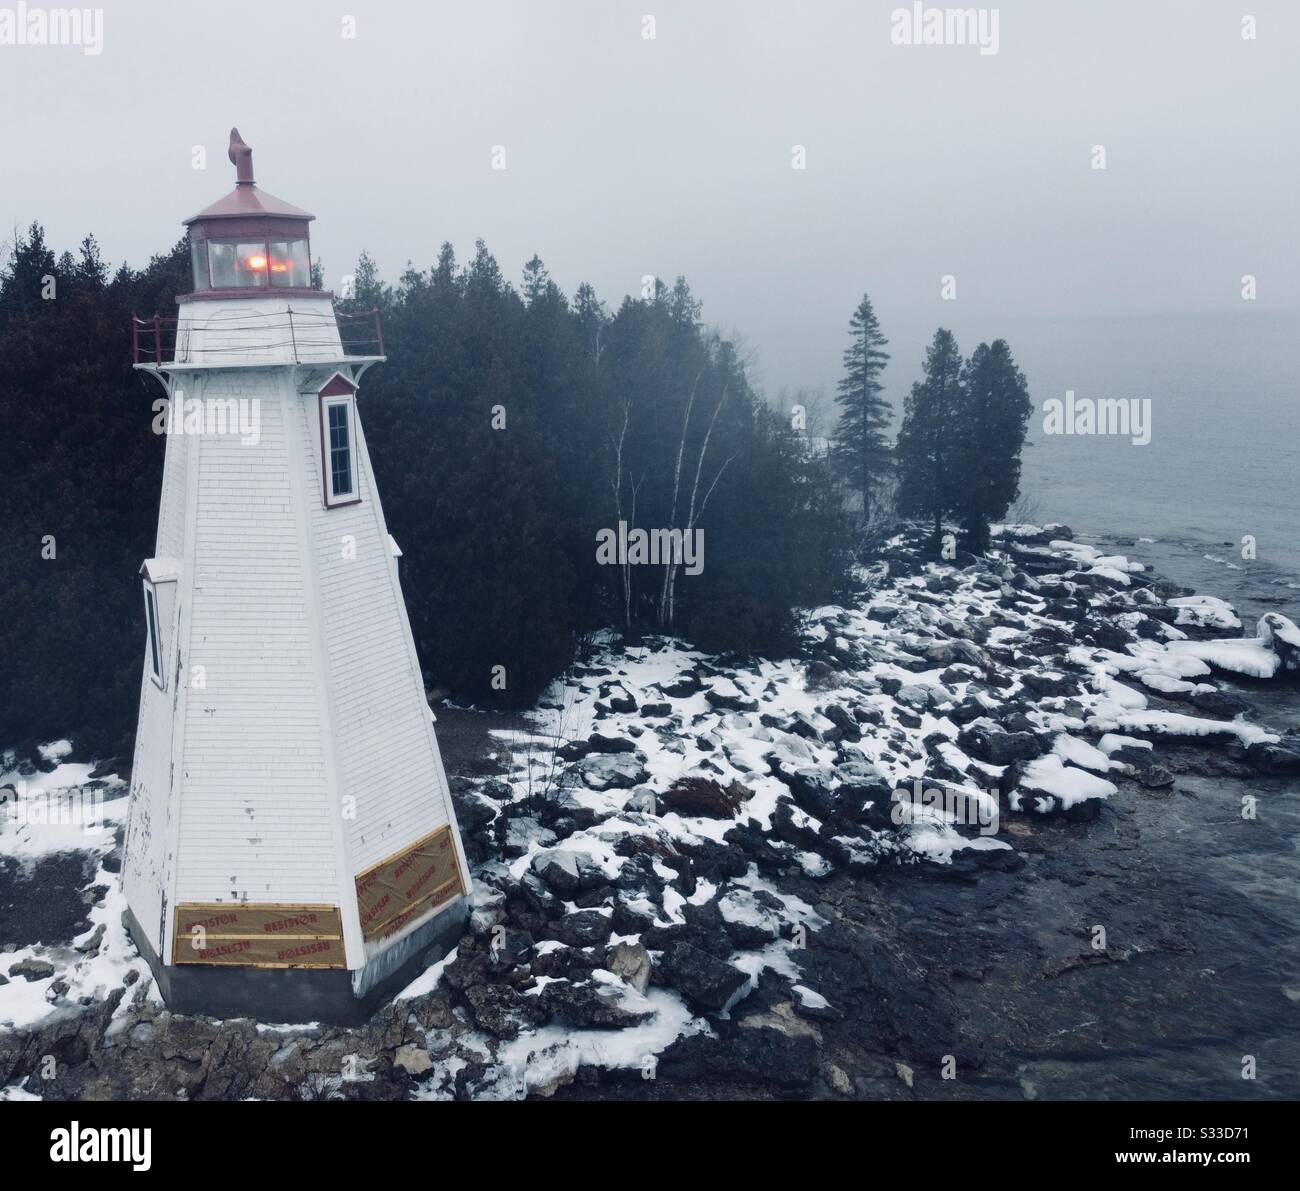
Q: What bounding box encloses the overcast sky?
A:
[3,0,1296,393]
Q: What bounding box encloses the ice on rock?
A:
[1098,733,1152,755]
[1018,754,1117,810]
[1089,709,1275,746]
[1167,636,1280,680]
[1167,595,1241,632]
[1052,734,1114,774]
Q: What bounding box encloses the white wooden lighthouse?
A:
[122,130,469,1022]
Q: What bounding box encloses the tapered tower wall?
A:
[121,131,469,1020]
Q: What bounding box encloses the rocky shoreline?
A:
[3,524,1298,1100]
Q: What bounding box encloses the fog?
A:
[3,0,1295,393]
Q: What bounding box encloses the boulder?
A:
[659,776,749,819]
[542,978,653,1029]
[531,848,607,894]
[586,732,636,754]
[502,816,557,857]
[925,639,987,669]
[821,703,860,740]
[717,888,784,948]
[551,909,614,948]
[574,752,649,790]
[464,983,530,1040]
[780,765,840,819]
[704,682,760,713]
[1019,671,1080,698]
[658,943,749,1011]
[959,726,1046,766]
[1246,741,1300,775]
[657,1026,817,1088]
[1188,689,1254,719]
[393,1044,434,1076]
[605,942,653,994]
[7,958,55,982]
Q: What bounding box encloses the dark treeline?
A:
[0,227,1030,759]
[341,244,852,708]
[0,229,852,754]
[0,227,190,757]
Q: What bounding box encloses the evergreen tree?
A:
[895,328,966,543]
[0,224,190,756]
[830,294,891,521]
[521,254,550,305]
[955,339,1033,552]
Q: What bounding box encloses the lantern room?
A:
[182,128,316,297]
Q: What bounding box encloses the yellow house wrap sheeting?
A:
[172,903,346,968]
[354,824,464,943]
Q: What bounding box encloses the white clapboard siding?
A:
[121,654,176,953]
[299,392,454,874]
[122,422,191,953]
[124,287,469,979]
[175,379,341,906]
[155,401,189,559]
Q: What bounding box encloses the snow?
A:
[1168,595,1241,632]
[491,988,707,1097]
[1052,734,1114,774]
[0,856,155,1031]
[396,946,458,1002]
[717,888,782,935]
[791,984,832,1012]
[1088,709,1275,746]
[1019,755,1117,809]
[0,1081,41,1101]
[36,739,73,763]
[1260,614,1300,670]
[1167,637,1280,680]
[907,823,1013,863]
[0,757,124,862]
[1098,733,1152,755]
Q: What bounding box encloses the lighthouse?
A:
[122,130,470,1022]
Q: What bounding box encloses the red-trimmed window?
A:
[319,375,360,508]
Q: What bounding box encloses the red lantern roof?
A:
[183,128,314,227]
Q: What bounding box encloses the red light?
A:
[246,254,267,270]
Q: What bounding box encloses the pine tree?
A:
[573,282,607,360]
[830,294,891,521]
[895,328,966,543]
[955,339,1033,552]
[521,253,550,304]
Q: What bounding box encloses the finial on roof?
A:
[229,128,254,186]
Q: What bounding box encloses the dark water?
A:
[875,313,1300,1097]
[878,310,1300,626]
[1019,314,1300,1097]
[1014,311,1300,630]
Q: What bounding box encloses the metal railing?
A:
[132,306,384,366]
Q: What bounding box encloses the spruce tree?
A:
[831,294,891,521]
[955,339,1033,552]
[895,328,966,544]
[521,253,550,304]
